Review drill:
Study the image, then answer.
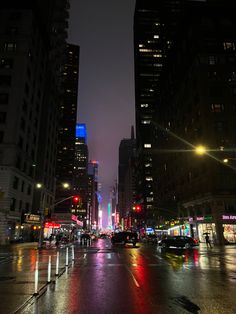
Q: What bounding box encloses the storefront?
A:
[222,215,236,243]
[188,216,216,243]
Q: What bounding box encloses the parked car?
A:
[158,236,198,249]
[111,231,138,247]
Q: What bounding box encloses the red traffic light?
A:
[72,196,80,204]
[133,205,141,212]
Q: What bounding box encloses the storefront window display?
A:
[223,224,236,243]
[198,223,216,243]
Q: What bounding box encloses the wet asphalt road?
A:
[0,240,236,314]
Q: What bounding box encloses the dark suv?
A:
[111,232,138,247]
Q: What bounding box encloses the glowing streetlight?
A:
[195,145,206,156]
[36,183,43,189]
[223,158,229,163]
[62,182,70,189]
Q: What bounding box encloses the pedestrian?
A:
[205,234,212,248]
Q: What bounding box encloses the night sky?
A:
[68,0,136,217]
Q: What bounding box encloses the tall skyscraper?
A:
[55,43,79,213]
[87,160,99,230]
[0,0,69,244]
[73,123,89,227]
[118,126,136,228]
[133,0,233,226]
[134,0,236,243]
[157,1,236,244]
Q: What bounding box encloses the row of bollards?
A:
[80,238,92,246]
[34,245,75,296]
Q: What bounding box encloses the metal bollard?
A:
[71,245,75,260]
[66,246,69,266]
[47,255,51,283]
[34,260,39,295]
[55,251,59,276]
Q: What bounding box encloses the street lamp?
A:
[195,145,207,156]
[36,183,45,249]
[62,182,70,189]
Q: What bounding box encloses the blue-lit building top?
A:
[76,123,87,143]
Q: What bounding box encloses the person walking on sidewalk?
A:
[205,234,212,248]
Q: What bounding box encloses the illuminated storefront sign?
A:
[44,222,61,228]
[222,215,236,220]
[24,214,40,224]
[71,214,83,226]
[189,216,213,222]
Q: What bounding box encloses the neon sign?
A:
[222,215,236,220]
[44,222,61,228]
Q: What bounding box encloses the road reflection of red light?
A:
[131,253,164,313]
[183,249,199,266]
[30,249,37,271]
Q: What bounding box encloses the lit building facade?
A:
[73,123,88,227]
[0,0,69,244]
[55,43,79,213]
[157,2,236,244]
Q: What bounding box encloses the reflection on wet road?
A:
[0,241,236,313]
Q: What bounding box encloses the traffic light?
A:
[72,196,80,204]
[132,204,141,213]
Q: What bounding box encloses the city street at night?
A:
[0,239,236,314]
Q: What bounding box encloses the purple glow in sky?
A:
[68,1,136,211]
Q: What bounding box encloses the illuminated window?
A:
[211,104,224,113]
[146,197,154,202]
[145,176,153,181]
[139,49,153,52]
[141,120,151,124]
[145,163,151,167]
[4,42,16,52]
[153,54,162,58]
[154,35,159,39]
[144,144,151,148]
[209,56,217,65]
[141,104,149,108]
[223,42,235,50]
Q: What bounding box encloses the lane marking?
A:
[125,265,140,288]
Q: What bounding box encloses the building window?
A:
[27,185,32,195]
[0,58,13,69]
[0,112,7,123]
[10,198,16,211]
[0,75,11,86]
[141,120,151,124]
[4,42,16,52]
[0,93,9,104]
[0,131,4,143]
[13,176,19,189]
[145,176,153,181]
[144,144,152,148]
[208,56,217,65]
[223,42,235,51]
[21,181,25,192]
[211,104,224,113]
